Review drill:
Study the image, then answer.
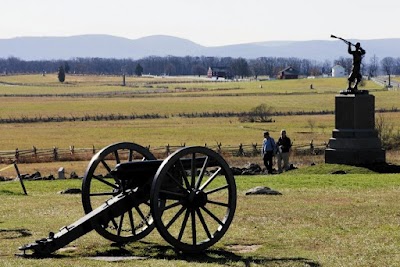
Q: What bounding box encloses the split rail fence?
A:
[0,142,327,164]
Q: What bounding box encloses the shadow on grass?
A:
[359,162,400,173]
[0,228,31,239]
[0,190,25,196]
[94,242,321,267]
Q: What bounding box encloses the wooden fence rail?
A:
[0,142,327,164]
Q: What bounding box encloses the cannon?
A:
[19,142,237,256]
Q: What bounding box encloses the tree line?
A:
[1,55,400,78]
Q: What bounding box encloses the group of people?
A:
[262,130,292,174]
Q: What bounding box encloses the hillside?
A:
[0,34,399,61]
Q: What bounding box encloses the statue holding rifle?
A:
[331,35,366,93]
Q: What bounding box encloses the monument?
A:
[325,36,385,165]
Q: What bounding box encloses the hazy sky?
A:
[2,0,399,46]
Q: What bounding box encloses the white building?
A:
[332,65,345,77]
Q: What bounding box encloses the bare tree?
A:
[307,119,316,133]
[231,58,250,79]
[381,57,395,87]
[249,59,265,79]
[394,57,400,75]
[368,54,379,77]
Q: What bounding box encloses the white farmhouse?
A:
[332,65,345,77]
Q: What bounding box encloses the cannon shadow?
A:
[95,241,321,267]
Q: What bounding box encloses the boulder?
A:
[245,186,282,195]
[59,188,82,194]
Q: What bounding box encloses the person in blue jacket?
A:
[262,131,276,174]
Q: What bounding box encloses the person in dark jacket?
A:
[276,129,292,173]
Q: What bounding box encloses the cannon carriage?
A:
[19,142,237,256]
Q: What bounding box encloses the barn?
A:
[278,66,299,79]
[207,66,232,79]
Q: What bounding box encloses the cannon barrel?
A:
[110,156,214,182]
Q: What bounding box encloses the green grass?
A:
[1,166,400,266]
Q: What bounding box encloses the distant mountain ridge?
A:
[0,34,399,61]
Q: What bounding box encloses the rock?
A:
[70,171,79,179]
[331,170,346,174]
[245,186,282,195]
[231,167,244,175]
[59,188,82,194]
[29,171,41,179]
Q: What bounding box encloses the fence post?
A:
[238,143,244,156]
[166,144,170,156]
[92,145,96,155]
[15,148,19,162]
[310,140,314,154]
[53,146,58,160]
[252,143,258,156]
[32,146,37,158]
[217,142,222,154]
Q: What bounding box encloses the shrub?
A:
[240,104,273,123]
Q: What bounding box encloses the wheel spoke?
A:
[196,208,212,239]
[166,172,188,191]
[207,199,229,207]
[201,206,224,226]
[160,189,186,199]
[163,200,184,211]
[128,210,136,235]
[94,176,119,189]
[178,159,191,189]
[135,206,150,226]
[110,218,119,229]
[195,156,209,190]
[165,206,186,229]
[114,150,120,164]
[199,167,222,191]
[191,210,196,245]
[117,213,124,236]
[101,160,112,173]
[205,184,229,195]
[191,153,196,188]
[178,209,190,241]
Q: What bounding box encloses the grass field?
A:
[0,74,400,266]
[1,165,400,266]
[0,74,398,151]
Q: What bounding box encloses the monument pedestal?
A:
[325,91,385,165]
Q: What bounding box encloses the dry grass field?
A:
[1,74,400,266]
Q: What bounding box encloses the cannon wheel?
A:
[150,146,236,253]
[82,142,157,243]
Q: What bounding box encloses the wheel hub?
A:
[185,189,207,209]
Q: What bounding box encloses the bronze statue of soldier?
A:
[347,42,366,92]
[331,35,366,94]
